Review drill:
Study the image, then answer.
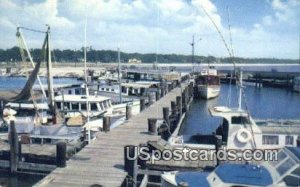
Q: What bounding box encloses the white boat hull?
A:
[198,85,220,99]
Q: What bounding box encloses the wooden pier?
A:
[35,83,190,187]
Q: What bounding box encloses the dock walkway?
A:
[36,85,187,187]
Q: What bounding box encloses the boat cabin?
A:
[161,147,300,187]
[54,95,112,117]
[169,106,300,150]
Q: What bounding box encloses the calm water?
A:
[0,171,43,187]
[0,76,82,91]
[181,84,300,138]
[0,80,300,186]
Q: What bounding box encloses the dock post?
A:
[176,96,182,118]
[214,134,222,166]
[148,94,153,106]
[160,87,165,98]
[156,90,160,101]
[18,140,22,161]
[297,137,300,147]
[171,101,176,115]
[182,90,187,112]
[103,116,111,132]
[163,107,170,126]
[140,98,146,111]
[124,145,138,187]
[148,118,157,135]
[56,142,67,168]
[126,104,132,120]
[9,120,18,174]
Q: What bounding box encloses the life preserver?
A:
[236,129,252,144]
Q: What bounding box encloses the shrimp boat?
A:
[194,68,220,99]
[162,146,300,187]
[169,71,300,150]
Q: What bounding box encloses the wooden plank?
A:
[35,84,189,187]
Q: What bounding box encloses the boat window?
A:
[106,88,109,91]
[91,103,98,111]
[56,102,61,110]
[283,175,300,187]
[270,150,287,167]
[75,89,80,95]
[276,158,296,176]
[111,89,114,92]
[71,103,79,110]
[231,116,250,124]
[103,100,108,108]
[262,135,279,145]
[122,86,126,93]
[68,90,72,94]
[99,103,104,111]
[63,102,69,110]
[101,88,104,91]
[285,136,294,145]
[81,103,87,110]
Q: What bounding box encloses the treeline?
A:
[0,46,298,64]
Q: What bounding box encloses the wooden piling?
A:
[124,145,137,187]
[171,101,176,115]
[9,120,18,174]
[156,90,160,101]
[103,116,111,132]
[163,107,170,126]
[56,142,67,168]
[140,98,146,112]
[176,96,182,118]
[214,134,222,166]
[18,140,22,161]
[148,118,157,135]
[148,94,153,105]
[126,104,132,120]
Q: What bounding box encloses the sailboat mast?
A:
[191,35,195,73]
[238,71,243,111]
[118,48,122,103]
[46,25,55,114]
[83,13,91,144]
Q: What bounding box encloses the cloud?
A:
[0,0,298,59]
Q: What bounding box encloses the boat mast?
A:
[118,48,122,103]
[83,14,91,144]
[16,27,47,99]
[238,71,243,111]
[191,35,195,73]
[46,25,55,115]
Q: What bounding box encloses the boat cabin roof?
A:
[209,106,249,118]
[55,95,110,103]
[215,163,273,186]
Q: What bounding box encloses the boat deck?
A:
[35,84,187,187]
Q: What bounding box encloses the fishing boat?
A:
[194,68,220,99]
[169,71,300,150]
[161,146,300,187]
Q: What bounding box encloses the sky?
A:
[0,0,299,59]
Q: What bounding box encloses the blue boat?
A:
[162,147,300,187]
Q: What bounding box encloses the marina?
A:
[0,1,300,187]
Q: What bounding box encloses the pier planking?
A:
[35,84,189,187]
